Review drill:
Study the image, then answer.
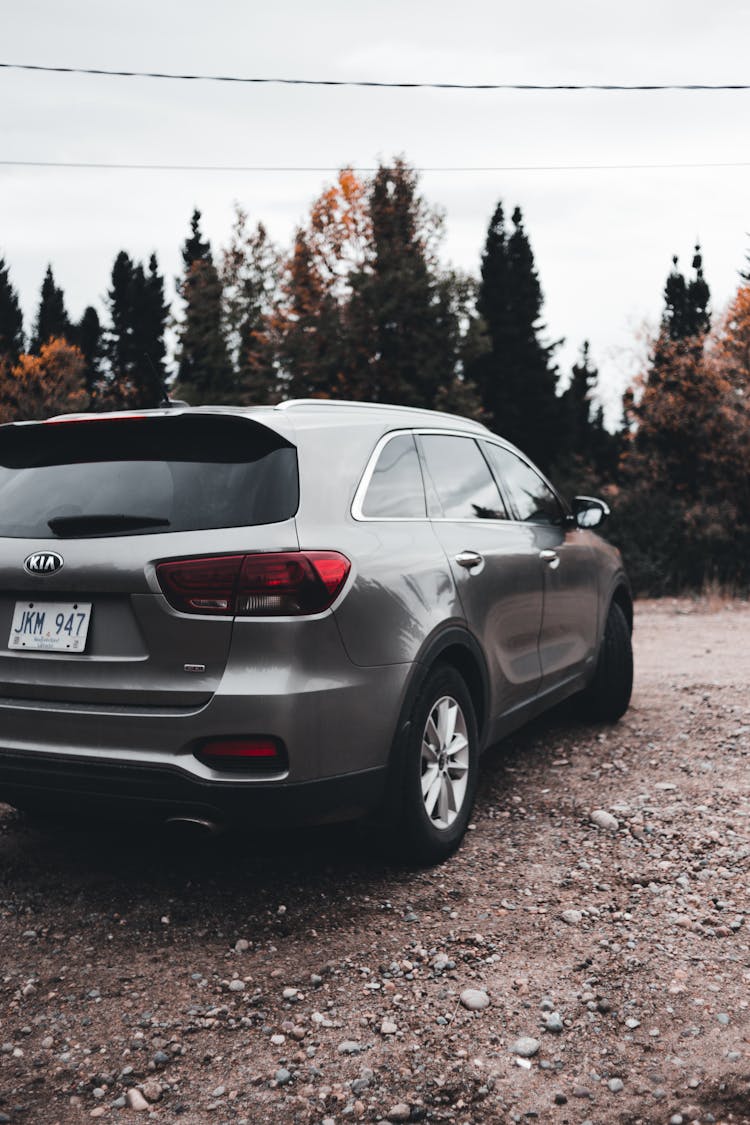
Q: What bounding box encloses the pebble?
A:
[460,987,490,1011]
[380,1020,398,1035]
[387,1105,411,1123]
[228,979,245,992]
[608,1078,624,1093]
[275,1068,291,1085]
[625,1017,640,1029]
[338,1040,364,1055]
[561,909,583,925]
[271,1033,285,1046]
[235,939,249,953]
[141,1080,162,1103]
[590,809,619,832]
[543,1011,564,1033]
[510,1037,540,1058]
[125,1089,150,1111]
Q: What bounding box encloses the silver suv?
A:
[0,400,632,863]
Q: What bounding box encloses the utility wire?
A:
[1,62,749,91]
[1,159,749,173]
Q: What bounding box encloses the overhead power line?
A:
[1,159,749,173]
[1,61,749,91]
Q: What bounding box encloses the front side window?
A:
[419,435,507,520]
[360,433,426,518]
[482,442,563,525]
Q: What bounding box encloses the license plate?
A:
[9,601,92,653]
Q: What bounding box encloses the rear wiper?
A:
[47,514,171,537]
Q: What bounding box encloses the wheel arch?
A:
[393,626,490,755]
[610,581,634,635]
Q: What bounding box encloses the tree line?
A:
[1,158,749,593]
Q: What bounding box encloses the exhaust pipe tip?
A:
[164,815,224,839]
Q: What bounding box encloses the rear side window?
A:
[361,433,426,518]
[419,435,507,520]
[482,442,563,525]
[0,414,298,538]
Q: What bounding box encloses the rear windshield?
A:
[0,414,299,538]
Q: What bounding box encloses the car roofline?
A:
[273,398,489,431]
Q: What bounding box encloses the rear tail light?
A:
[196,737,287,772]
[156,551,350,616]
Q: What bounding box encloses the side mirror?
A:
[572,495,610,530]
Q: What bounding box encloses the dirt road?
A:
[1,600,749,1125]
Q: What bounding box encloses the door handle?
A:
[455,550,484,571]
[539,549,560,569]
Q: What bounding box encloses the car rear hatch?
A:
[0,411,299,708]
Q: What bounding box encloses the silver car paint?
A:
[0,401,629,822]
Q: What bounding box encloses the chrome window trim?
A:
[352,428,561,524]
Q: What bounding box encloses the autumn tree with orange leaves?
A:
[0,338,89,424]
[609,250,750,591]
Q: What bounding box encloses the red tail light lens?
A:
[156,551,350,616]
[196,737,287,772]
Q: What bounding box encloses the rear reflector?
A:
[196,737,287,772]
[157,551,350,616]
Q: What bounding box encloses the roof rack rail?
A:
[274,398,488,430]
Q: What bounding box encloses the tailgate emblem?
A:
[24,551,64,575]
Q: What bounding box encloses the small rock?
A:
[338,1040,363,1055]
[625,1017,640,1029]
[460,988,490,1011]
[152,1050,170,1066]
[590,809,619,832]
[387,1105,411,1123]
[510,1037,540,1058]
[543,1011,564,1033]
[126,1089,150,1111]
[235,939,250,953]
[561,909,583,925]
[608,1078,624,1093]
[141,1080,162,1103]
[380,1020,397,1035]
[228,979,245,992]
[275,1068,291,1086]
[271,1033,286,1046]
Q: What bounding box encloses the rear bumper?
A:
[0,747,388,826]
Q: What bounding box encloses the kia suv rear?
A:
[0,400,632,863]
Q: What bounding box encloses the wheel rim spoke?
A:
[420,694,470,830]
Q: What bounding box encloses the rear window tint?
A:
[361,433,426,518]
[0,414,298,538]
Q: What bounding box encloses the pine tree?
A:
[275,230,343,398]
[346,159,455,407]
[663,246,710,342]
[221,207,281,403]
[469,203,561,471]
[106,251,170,407]
[558,342,619,479]
[176,209,232,403]
[72,306,103,394]
[0,255,24,364]
[31,265,71,353]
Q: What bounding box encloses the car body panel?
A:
[0,400,632,828]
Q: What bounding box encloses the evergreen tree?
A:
[0,255,24,364]
[176,209,232,403]
[221,207,281,403]
[106,250,170,407]
[72,306,103,394]
[31,265,71,353]
[347,159,455,407]
[662,246,710,342]
[558,341,619,480]
[469,203,561,471]
[276,230,343,398]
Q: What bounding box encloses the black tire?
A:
[579,602,633,722]
[382,665,479,866]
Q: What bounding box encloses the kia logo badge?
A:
[24,552,64,576]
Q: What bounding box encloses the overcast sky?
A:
[2,0,749,421]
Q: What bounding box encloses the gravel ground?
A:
[1,599,749,1125]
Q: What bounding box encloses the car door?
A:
[417,432,544,721]
[480,440,599,692]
